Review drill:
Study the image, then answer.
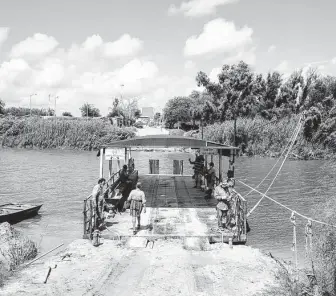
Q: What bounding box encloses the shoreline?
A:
[1,145,334,161]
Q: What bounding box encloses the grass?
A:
[0,116,136,150]
[0,223,37,287]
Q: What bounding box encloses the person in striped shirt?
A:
[189,150,205,188]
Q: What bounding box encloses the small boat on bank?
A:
[0,203,43,224]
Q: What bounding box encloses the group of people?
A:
[90,150,238,236]
[91,167,147,235]
[189,150,237,230]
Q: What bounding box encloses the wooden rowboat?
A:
[0,203,43,224]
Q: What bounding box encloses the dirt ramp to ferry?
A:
[1,238,279,296]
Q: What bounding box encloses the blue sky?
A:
[0,0,335,116]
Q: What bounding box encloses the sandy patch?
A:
[0,239,279,296]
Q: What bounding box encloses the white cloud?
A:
[104,34,143,57]
[331,57,336,65]
[0,32,198,116]
[10,33,59,57]
[184,60,196,70]
[184,18,253,57]
[275,60,289,73]
[222,46,256,65]
[267,45,276,53]
[82,35,103,51]
[168,0,238,17]
[209,67,221,82]
[0,27,9,48]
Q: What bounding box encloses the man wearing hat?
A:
[127,182,147,235]
[214,181,232,230]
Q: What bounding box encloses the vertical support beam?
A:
[109,159,112,179]
[89,200,93,238]
[83,199,87,238]
[180,160,183,176]
[125,148,128,166]
[99,148,104,178]
[219,153,222,182]
[204,154,208,187]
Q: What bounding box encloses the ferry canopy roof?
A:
[101,135,239,156]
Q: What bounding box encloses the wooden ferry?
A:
[83,135,247,244]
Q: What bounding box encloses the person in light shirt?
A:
[214,181,232,230]
[91,178,106,229]
[127,182,146,235]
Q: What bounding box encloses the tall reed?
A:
[0,116,136,150]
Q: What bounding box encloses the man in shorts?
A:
[127,182,147,235]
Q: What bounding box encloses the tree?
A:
[79,103,101,117]
[196,61,256,121]
[119,97,139,120]
[259,72,282,119]
[0,99,5,114]
[163,97,192,128]
[154,112,161,121]
[62,111,73,117]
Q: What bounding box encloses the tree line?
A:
[163,61,336,151]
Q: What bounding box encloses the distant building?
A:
[141,107,155,119]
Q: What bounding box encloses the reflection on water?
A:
[0,148,335,264]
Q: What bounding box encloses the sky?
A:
[1,0,336,116]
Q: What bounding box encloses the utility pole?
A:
[29,94,37,116]
[54,96,58,117]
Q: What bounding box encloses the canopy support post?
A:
[219,153,222,182]
[99,148,104,178]
[108,159,112,179]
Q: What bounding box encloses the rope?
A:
[246,115,303,217]
[238,179,336,228]
[243,119,301,199]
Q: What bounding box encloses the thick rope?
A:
[243,119,301,199]
[238,180,336,228]
[247,115,303,217]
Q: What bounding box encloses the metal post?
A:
[109,159,112,179]
[201,118,204,140]
[99,148,104,178]
[219,153,222,182]
[54,96,58,117]
[233,117,237,163]
[83,199,87,238]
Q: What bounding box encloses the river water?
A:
[0,148,335,265]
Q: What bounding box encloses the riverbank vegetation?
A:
[164,61,336,159]
[0,223,37,287]
[0,116,136,150]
